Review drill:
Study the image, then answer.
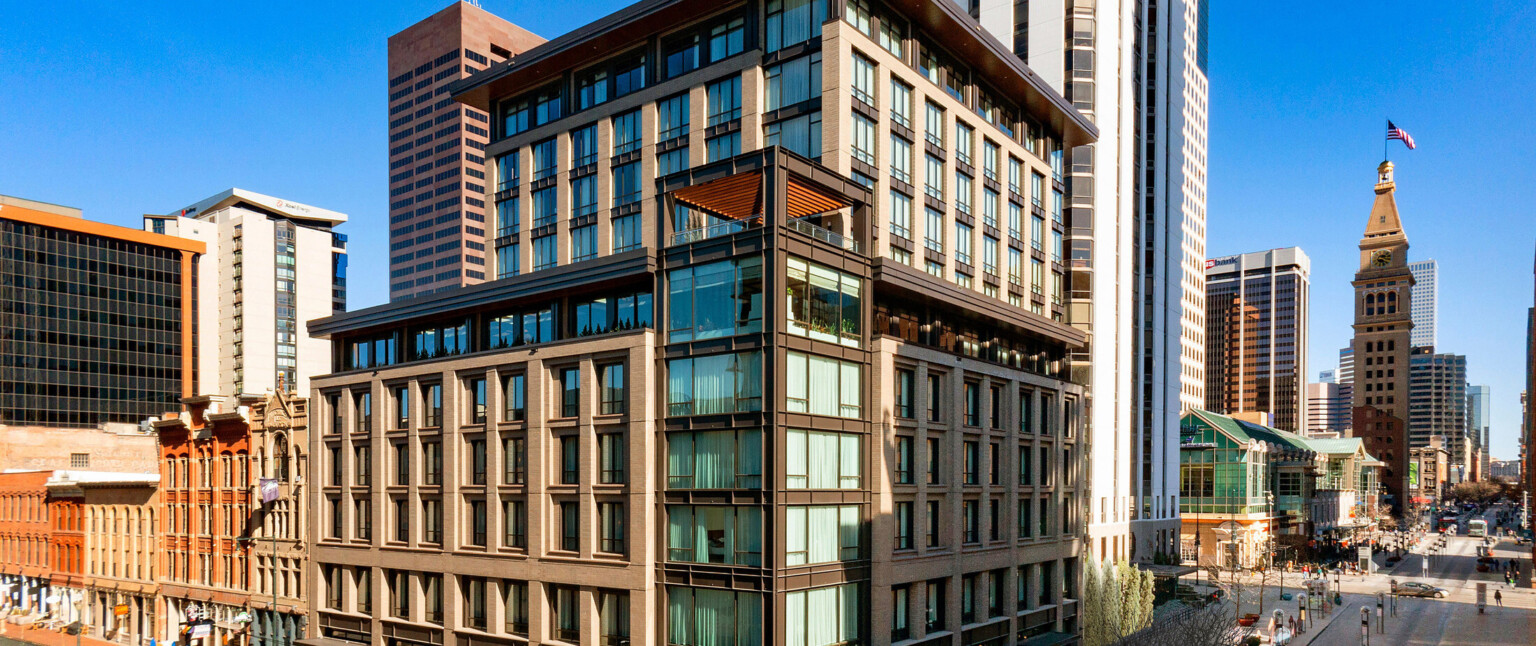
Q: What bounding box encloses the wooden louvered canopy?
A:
[671,171,853,221]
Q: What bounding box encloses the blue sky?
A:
[2,2,1532,457]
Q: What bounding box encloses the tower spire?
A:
[1363,161,1405,241]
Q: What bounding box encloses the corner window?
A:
[785,505,861,565]
[785,352,861,418]
[666,505,763,566]
[786,428,862,489]
[666,429,763,489]
[666,352,762,415]
[668,256,764,343]
[785,258,861,347]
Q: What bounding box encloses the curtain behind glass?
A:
[737,593,762,646]
[839,584,859,643]
[839,363,861,417]
[668,506,693,561]
[736,507,762,566]
[840,433,862,489]
[668,358,693,415]
[809,431,838,488]
[696,431,731,488]
[786,506,807,566]
[806,586,837,645]
[785,590,806,646]
[786,352,808,412]
[737,431,762,488]
[786,430,808,487]
[808,355,838,416]
[694,354,729,414]
[668,587,691,645]
[697,587,733,645]
[808,506,837,563]
[668,432,693,488]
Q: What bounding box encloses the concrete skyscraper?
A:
[387,2,544,300]
[1408,259,1437,349]
[1203,247,1310,432]
[1408,351,1468,482]
[968,0,1209,563]
[1305,381,1350,437]
[1350,161,1416,514]
[146,189,349,396]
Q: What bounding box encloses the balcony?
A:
[788,216,858,253]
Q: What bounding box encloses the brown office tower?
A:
[305,0,1095,644]
[1203,248,1311,433]
[1349,161,1415,517]
[387,2,544,301]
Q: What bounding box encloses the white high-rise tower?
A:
[967,0,1209,562]
[1409,259,1437,348]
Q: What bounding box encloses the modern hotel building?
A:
[306,1,1094,645]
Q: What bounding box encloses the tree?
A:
[1102,559,1123,641]
[1082,558,1157,646]
[1110,602,1244,646]
[1083,556,1106,646]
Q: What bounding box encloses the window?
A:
[392,386,409,429]
[956,172,973,215]
[707,76,741,126]
[496,151,520,191]
[468,378,487,424]
[706,132,740,161]
[924,207,944,255]
[395,443,410,486]
[422,383,443,427]
[785,583,861,646]
[572,175,597,217]
[667,505,762,566]
[500,85,560,137]
[658,93,690,140]
[613,213,642,252]
[710,17,746,61]
[785,505,860,565]
[766,52,821,111]
[571,124,598,167]
[785,258,860,346]
[888,190,912,243]
[895,500,914,550]
[355,498,372,540]
[667,256,763,342]
[503,499,527,548]
[926,437,941,484]
[955,222,973,266]
[1019,445,1034,485]
[612,161,641,207]
[850,52,876,106]
[599,433,625,484]
[355,392,372,432]
[785,428,862,489]
[423,443,443,486]
[925,155,944,200]
[600,591,629,646]
[926,373,943,421]
[667,586,762,646]
[989,498,1001,541]
[559,435,579,485]
[765,0,827,52]
[925,580,946,631]
[785,351,861,418]
[963,440,979,484]
[890,80,912,128]
[895,369,915,419]
[531,137,558,181]
[467,498,487,546]
[551,585,579,641]
[389,570,410,618]
[925,102,944,147]
[851,113,876,166]
[422,499,442,543]
[462,576,488,630]
[468,439,487,485]
[667,429,763,489]
[895,436,913,484]
[504,580,530,635]
[559,367,580,418]
[504,374,526,421]
[355,445,371,486]
[496,242,520,279]
[599,502,626,554]
[356,567,372,613]
[892,585,911,641]
[889,134,912,184]
[764,111,821,158]
[662,33,701,79]
[666,352,763,415]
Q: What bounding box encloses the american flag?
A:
[1387,120,1416,150]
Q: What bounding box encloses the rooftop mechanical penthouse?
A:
[305,1,1095,645]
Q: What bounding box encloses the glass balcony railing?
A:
[788,217,859,253]
[669,218,755,246]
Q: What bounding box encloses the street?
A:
[1302,507,1536,645]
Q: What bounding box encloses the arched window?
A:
[1365,293,1375,315]
[275,439,291,483]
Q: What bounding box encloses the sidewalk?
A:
[0,623,117,646]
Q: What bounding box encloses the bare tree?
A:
[1110,602,1245,646]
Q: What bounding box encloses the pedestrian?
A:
[1496,589,1504,608]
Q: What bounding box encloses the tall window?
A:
[467,499,487,546]
[666,352,763,415]
[423,443,442,486]
[890,80,912,128]
[765,53,821,111]
[925,580,945,631]
[764,111,821,158]
[468,378,487,424]
[924,155,944,200]
[785,505,861,565]
[924,102,944,147]
[572,175,597,218]
[572,124,598,166]
[551,585,579,641]
[764,0,827,52]
[495,151,520,191]
[667,505,763,565]
[851,114,877,166]
[392,386,409,429]
[395,443,409,486]
[785,428,862,489]
[559,367,580,418]
[389,570,410,618]
[422,499,442,543]
[422,384,442,427]
[557,502,579,552]
[468,440,487,485]
[895,369,915,419]
[888,189,912,240]
[559,435,579,485]
[784,583,861,646]
[504,580,529,636]
[613,214,642,252]
[895,436,913,484]
[668,257,763,342]
[666,587,762,646]
[955,222,973,266]
[503,499,527,548]
[895,501,913,549]
[532,138,558,181]
[504,374,526,422]
[599,502,626,554]
[463,577,487,630]
[707,76,741,126]
[784,352,861,418]
[599,433,625,484]
[785,258,860,346]
[850,52,876,105]
[657,93,690,140]
[355,392,371,433]
[666,429,764,489]
[955,122,974,167]
[963,440,979,484]
[889,135,912,184]
[612,162,641,207]
[925,500,940,547]
[600,590,630,646]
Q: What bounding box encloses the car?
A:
[1396,582,1448,599]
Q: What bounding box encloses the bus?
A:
[1438,516,1459,534]
[1468,519,1487,538]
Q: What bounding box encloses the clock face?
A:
[1372,250,1392,267]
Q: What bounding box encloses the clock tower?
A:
[1350,161,1416,516]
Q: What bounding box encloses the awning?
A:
[671,171,853,221]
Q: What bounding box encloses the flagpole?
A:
[1384,119,1389,162]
